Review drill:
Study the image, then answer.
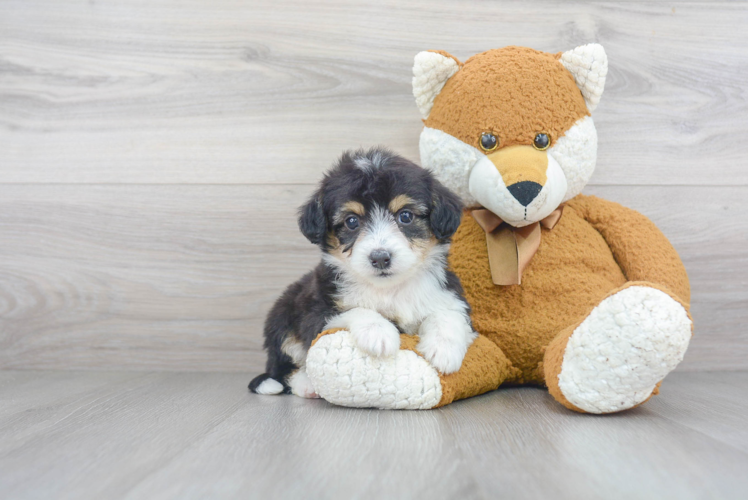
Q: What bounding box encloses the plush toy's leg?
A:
[544,282,693,414]
[306,329,514,409]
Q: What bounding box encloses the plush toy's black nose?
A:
[369,249,392,270]
[507,181,543,207]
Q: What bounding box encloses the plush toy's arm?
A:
[567,194,690,305]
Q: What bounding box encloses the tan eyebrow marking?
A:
[343,201,365,215]
[389,194,427,214]
[389,195,414,213]
[333,201,366,224]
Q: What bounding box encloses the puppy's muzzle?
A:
[369,249,392,270]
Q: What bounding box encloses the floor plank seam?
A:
[117,398,249,496]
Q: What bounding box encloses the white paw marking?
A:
[418,338,466,375]
[417,311,476,374]
[558,286,692,413]
[255,378,284,395]
[351,320,401,357]
[288,370,320,399]
[325,308,401,358]
[306,330,442,409]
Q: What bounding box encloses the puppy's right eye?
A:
[344,215,359,230]
[398,210,414,224]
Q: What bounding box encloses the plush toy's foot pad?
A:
[306,330,443,409]
[557,285,692,414]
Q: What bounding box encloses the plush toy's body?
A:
[451,195,691,408]
[305,45,693,413]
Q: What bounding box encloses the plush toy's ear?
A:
[430,179,464,242]
[559,43,608,113]
[412,51,461,119]
[298,192,326,245]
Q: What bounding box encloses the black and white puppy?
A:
[249,148,475,398]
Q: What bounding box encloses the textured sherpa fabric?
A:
[543,282,692,413]
[412,50,461,119]
[307,329,443,410]
[425,46,589,152]
[559,44,608,112]
[307,329,516,409]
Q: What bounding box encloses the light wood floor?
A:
[1,370,747,499]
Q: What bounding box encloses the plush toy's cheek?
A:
[419,126,482,207]
[468,159,515,219]
[549,115,598,202]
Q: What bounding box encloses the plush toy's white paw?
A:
[417,311,476,374]
[306,330,442,410]
[558,286,692,414]
[288,369,320,399]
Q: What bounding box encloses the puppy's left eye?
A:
[398,210,414,224]
[345,215,359,230]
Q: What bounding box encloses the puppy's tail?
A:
[248,373,289,395]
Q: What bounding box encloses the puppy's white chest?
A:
[337,274,450,331]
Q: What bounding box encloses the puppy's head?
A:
[299,148,463,287]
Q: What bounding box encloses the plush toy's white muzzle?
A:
[468,149,568,227]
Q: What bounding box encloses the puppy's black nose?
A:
[369,249,391,270]
[507,181,543,207]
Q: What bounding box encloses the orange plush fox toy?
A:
[305,44,693,413]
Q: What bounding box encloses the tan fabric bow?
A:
[471,205,565,286]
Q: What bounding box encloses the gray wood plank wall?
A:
[1,0,746,371]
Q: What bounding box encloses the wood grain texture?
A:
[0,0,745,372]
[0,184,745,371]
[0,184,319,371]
[0,0,747,185]
[1,370,747,500]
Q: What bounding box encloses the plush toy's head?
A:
[413,45,607,227]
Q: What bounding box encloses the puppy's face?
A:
[329,195,431,284]
[299,149,463,287]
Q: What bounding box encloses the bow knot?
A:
[470,205,565,286]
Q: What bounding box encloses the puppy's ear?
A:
[298,192,326,245]
[430,180,463,241]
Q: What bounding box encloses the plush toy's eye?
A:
[480,133,499,152]
[533,133,550,151]
[398,210,414,225]
[345,215,359,230]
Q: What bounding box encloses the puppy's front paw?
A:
[350,320,400,357]
[417,313,475,374]
[418,337,466,374]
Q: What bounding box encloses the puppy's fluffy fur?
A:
[249,148,475,398]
